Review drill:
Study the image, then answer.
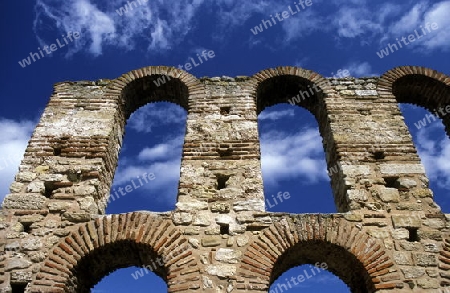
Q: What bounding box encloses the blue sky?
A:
[1,0,450,292]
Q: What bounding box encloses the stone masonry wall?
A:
[0,65,449,292]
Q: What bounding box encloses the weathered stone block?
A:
[2,194,47,210]
[206,264,236,277]
[176,201,209,212]
[393,251,413,265]
[413,253,437,267]
[5,257,32,271]
[215,248,242,264]
[202,236,221,247]
[392,215,422,228]
[173,212,193,225]
[379,164,425,175]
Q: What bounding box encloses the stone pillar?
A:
[176,76,266,233]
[325,77,439,214]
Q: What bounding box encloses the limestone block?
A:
[401,267,425,279]
[215,248,242,264]
[26,182,45,193]
[206,264,236,278]
[392,215,422,228]
[176,200,209,212]
[5,256,32,271]
[355,90,377,96]
[173,212,193,225]
[193,211,212,226]
[2,194,47,210]
[233,199,264,212]
[413,253,437,267]
[77,196,98,213]
[202,236,221,247]
[379,164,425,175]
[22,238,42,251]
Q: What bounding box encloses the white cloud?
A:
[0,119,36,202]
[389,2,428,35]
[33,0,205,56]
[384,0,450,51]
[32,0,450,56]
[421,1,450,51]
[260,127,329,188]
[127,103,187,133]
[113,159,182,191]
[138,135,184,161]
[333,7,382,38]
[345,61,378,77]
[281,9,323,41]
[415,124,450,189]
[214,1,275,30]
[34,0,116,56]
[259,109,294,120]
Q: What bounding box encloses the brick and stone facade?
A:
[0,65,449,292]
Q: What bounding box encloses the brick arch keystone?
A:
[239,214,401,293]
[30,212,200,293]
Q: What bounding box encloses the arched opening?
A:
[270,241,374,293]
[106,102,187,214]
[92,267,167,293]
[69,240,168,292]
[255,73,338,213]
[30,214,200,292]
[399,103,450,212]
[258,103,336,213]
[105,71,190,213]
[382,70,450,212]
[269,264,350,293]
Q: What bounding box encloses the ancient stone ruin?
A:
[1,65,450,292]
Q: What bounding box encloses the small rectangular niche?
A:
[11,283,27,293]
[372,151,385,160]
[22,222,32,234]
[53,147,62,156]
[44,182,56,198]
[220,224,229,235]
[384,177,399,188]
[220,107,231,115]
[407,227,419,242]
[216,175,230,190]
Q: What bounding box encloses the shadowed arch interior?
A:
[392,74,450,137]
[256,75,323,117]
[393,74,450,109]
[120,75,189,119]
[72,240,166,292]
[270,240,374,293]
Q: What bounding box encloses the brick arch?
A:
[106,65,205,116]
[378,66,450,136]
[249,66,333,116]
[240,215,401,292]
[30,212,200,293]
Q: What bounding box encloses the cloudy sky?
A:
[1,0,450,292]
